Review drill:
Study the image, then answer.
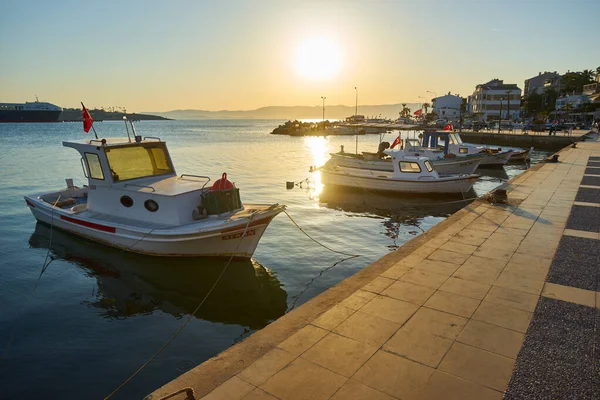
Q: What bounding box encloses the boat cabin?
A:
[60,137,241,226]
[420,131,476,156]
[383,149,440,180]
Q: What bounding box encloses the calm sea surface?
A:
[0,120,546,399]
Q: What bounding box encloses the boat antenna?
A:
[123,116,132,142]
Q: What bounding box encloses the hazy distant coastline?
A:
[143,103,421,120]
[58,109,170,122]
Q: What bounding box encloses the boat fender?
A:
[211,173,234,191]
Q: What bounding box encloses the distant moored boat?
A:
[0,99,62,122]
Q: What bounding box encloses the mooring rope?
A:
[283,210,361,258]
[35,195,62,287]
[104,212,257,400]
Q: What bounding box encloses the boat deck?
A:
[146,137,600,400]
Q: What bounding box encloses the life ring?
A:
[211,172,234,191]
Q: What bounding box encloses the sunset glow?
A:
[294,38,342,81]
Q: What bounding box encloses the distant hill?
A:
[144,103,423,120]
[59,109,170,122]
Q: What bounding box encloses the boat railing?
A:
[124,183,156,192]
[80,158,89,178]
[179,174,211,188]
[144,136,162,142]
[89,139,105,145]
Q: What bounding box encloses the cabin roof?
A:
[63,138,164,150]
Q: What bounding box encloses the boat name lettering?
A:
[222,229,255,240]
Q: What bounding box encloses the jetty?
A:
[458,129,590,150]
[147,135,599,400]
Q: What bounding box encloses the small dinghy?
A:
[320,149,479,194]
[24,121,284,258]
[507,147,533,163]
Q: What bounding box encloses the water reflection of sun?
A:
[303,136,328,200]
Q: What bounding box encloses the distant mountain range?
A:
[143,103,423,120]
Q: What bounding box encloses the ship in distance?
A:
[0,98,62,122]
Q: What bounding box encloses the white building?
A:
[556,94,590,110]
[470,79,521,121]
[431,92,462,122]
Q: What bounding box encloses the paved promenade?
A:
[148,137,600,400]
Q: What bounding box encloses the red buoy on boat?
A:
[211,173,234,191]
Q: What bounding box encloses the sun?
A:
[294,37,342,80]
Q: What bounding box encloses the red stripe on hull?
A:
[25,199,36,208]
[60,215,116,233]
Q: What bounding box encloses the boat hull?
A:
[329,153,485,175]
[478,150,513,167]
[320,168,478,194]
[25,196,284,258]
[0,110,61,122]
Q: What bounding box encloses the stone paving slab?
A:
[565,205,600,232]
[575,187,600,203]
[585,167,600,175]
[147,140,600,400]
[581,175,600,186]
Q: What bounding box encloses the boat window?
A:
[105,143,174,182]
[424,160,433,172]
[459,147,469,154]
[452,133,463,144]
[399,161,422,173]
[85,153,105,180]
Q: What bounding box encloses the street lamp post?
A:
[506,90,512,121]
[498,97,504,134]
[354,87,358,117]
[321,96,326,122]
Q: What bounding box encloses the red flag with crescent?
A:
[81,103,93,133]
[414,109,423,116]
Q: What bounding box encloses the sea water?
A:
[0,120,544,399]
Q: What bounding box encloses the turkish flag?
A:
[443,123,453,131]
[414,109,423,116]
[390,135,402,148]
[81,103,93,133]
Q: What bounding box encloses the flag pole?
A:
[91,123,99,140]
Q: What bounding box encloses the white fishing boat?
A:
[320,149,479,194]
[329,143,486,175]
[24,122,285,258]
[420,131,513,167]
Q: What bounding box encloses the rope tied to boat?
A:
[104,211,259,400]
[282,210,360,258]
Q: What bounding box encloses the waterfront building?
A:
[470,79,522,121]
[556,94,590,110]
[431,92,462,122]
[524,71,560,96]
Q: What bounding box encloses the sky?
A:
[1,0,599,112]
